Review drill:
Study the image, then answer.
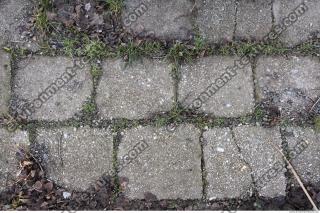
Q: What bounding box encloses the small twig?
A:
[309,97,320,113]
[267,140,319,211]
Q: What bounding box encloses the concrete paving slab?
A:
[235,0,273,40]
[285,127,320,185]
[0,50,11,115]
[122,0,194,41]
[0,128,29,191]
[233,126,286,198]
[118,124,202,200]
[273,0,320,46]
[256,56,320,119]
[97,58,174,120]
[195,0,236,43]
[33,126,114,191]
[203,128,253,200]
[178,56,255,117]
[12,57,92,121]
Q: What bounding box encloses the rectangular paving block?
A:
[12,57,93,121]
[285,127,320,185]
[33,126,114,191]
[0,0,35,47]
[233,126,286,198]
[273,0,319,46]
[256,56,320,119]
[0,128,29,191]
[203,128,252,200]
[122,0,194,40]
[118,124,202,200]
[235,0,273,40]
[178,56,255,117]
[97,58,174,120]
[0,50,11,115]
[195,0,236,43]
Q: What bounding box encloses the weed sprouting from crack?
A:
[314,116,320,132]
[106,0,124,14]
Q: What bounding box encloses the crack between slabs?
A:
[199,129,207,201]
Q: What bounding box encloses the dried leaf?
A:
[33,181,43,191]
[44,182,53,191]
[22,161,33,167]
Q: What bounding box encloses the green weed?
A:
[106,0,123,14]
[314,116,320,132]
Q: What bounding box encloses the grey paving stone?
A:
[285,127,320,185]
[233,126,286,198]
[118,124,202,200]
[0,128,29,191]
[273,0,320,46]
[12,56,93,121]
[122,0,194,41]
[195,0,236,43]
[0,51,11,115]
[256,56,320,119]
[203,128,253,200]
[33,126,114,191]
[235,0,273,40]
[0,0,36,48]
[97,58,174,120]
[178,56,255,117]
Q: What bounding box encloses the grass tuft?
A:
[167,42,194,64]
[83,38,109,60]
[35,10,49,33]
[63,38,79,57]
[254,106,265,122]
[117,42,142,64]
[83,102,96,114]
[106,0,123,14]
[90,64,103,78]
[314,116,320,132]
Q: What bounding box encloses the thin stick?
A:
[309,97,320,113]
[267,140,318,211]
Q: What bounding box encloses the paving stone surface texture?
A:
[235,0,273,40]
[118,124,203,200]
[0,50,11,115]
[1,0,320,206]
[0,0,36,48]
[285,127,320,185]
[195,0,236,43]
[97,58,174,120]
[256,56,320,119]
[13,56,93,121]
[122,0,193,40]
[273,0,320,46]
[0,128,29,191]
[33,126,114,191]
[203,128,252,200]
[233,126,287,198]
[178,56,255,117]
